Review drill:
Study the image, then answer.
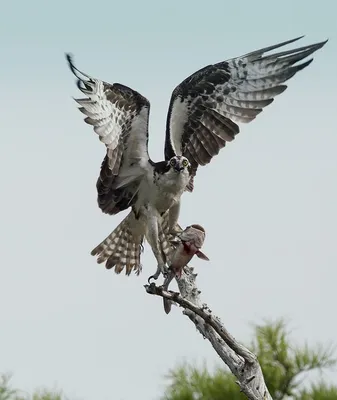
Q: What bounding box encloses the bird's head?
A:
[168,156,190,173]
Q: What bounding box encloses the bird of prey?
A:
[66,36,327,280]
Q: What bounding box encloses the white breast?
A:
[155,169,189,211]
[136,168,189,214]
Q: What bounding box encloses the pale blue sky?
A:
[0,0,336,399]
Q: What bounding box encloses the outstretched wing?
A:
[164,36,327,191]
[66,54,151,214]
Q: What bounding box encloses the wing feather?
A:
[66,54,151,214]
[165,37,327,191]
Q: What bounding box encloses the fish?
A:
[163,224,209,314]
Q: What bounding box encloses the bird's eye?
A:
[170,159,176,166]
[182,159,189,167]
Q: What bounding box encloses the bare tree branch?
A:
[144,266,273,400]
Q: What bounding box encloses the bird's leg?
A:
[168,201,183,237]
[145,210,168,282]
[162,269,175,291]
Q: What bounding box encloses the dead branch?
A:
[144,266,272,400]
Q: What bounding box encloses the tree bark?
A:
[144,266,273,400]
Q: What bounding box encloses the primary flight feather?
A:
[66,36,327,279]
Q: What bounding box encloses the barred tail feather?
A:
[91,212,144,275]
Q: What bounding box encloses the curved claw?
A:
[148,275,157,284]
[147,264,168,284]
[169,225,183,236]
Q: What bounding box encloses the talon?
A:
[170,237,181,246]
[148,264,168,283]
[148,274,158,284]
[169,225,183,237]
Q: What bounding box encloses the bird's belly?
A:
[154,191,178,213]
[154,177,186,212]
[138,184,178,212]
[136,171,188,215]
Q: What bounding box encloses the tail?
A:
[91,212,144,275]
[162,270,175,314]
[163,298,172,314]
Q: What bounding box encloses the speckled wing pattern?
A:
[164,37,327,191]
[66,54,151,215]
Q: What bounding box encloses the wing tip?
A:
[65,52,76,74]
[243,36,304,58]
[298,58,314,70]
[293,37,328,70]
[65,52,73,63]
[315,38,329,50]
[243,35,328,60]
[282,36,328,50]
[277,36,328,56]
[278,84,288,94]
[286,35,305,44]
[65,53,92,81]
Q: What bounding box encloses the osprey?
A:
[66,36,326,279]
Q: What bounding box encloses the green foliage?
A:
[251,319,336,400]
[162,363,245,400]
[0,374,23,400]
[297,382,337,400]
[163,319,337,400]
[31,389,64,400]
[0,375,65,400]
[1,319,336,400]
